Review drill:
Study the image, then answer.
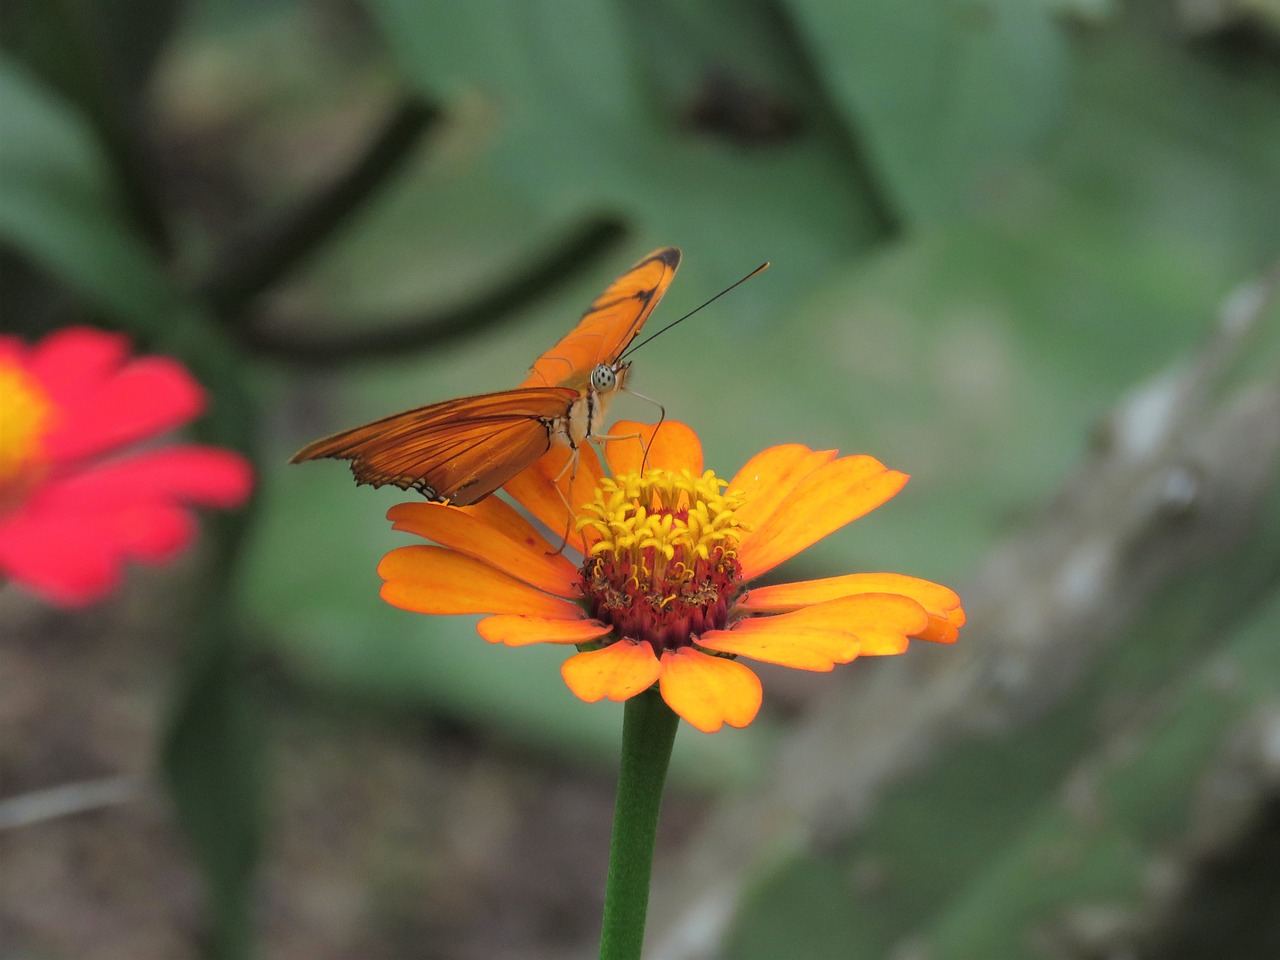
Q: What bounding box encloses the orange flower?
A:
[378,421,963,733]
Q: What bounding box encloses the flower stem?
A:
[599,690,680,960]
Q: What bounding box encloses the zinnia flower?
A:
[0,326,254,607]
[378,420,963,733]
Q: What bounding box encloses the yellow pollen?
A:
[0,360,53,487]
[579,468,746,576]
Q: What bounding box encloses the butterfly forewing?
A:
[521,247,681,389]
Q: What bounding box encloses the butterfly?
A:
[290,247,681,506]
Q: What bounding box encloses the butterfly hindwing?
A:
[291,387,577,504]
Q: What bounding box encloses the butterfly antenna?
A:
[616,386,666,474]
[620,260,769,361]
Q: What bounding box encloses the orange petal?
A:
[477,615,611,647]
[504,443,605,554]
[737,455,909,581]
[378,545,583,618]
[739,572,964,644]
[387,500,579,598]
[463,495,557,547]
[699,593,929,664]
[604,419,703,477]
[561,640,662,702]
[727,444,837,532]
[696,613,855,670]
[658,648,762,733]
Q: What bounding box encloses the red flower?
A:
[377,420,963,733]
[0,327,253,607]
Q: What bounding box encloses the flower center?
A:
[0,360,53,508]
[577,468,745,653]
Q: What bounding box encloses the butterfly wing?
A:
[292,248,680,505]
[290,387,579,505]
[521,247,681,389]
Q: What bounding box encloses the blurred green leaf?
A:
[0,54,255,447]
[780,0,1070,225]
[357,0,888,298]
[722,857,863,960]
[0,55,182,322]
[2,0,182,107]
[2,0,179,248]
[702,6,1280,954]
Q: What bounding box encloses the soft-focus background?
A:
[4,0,1280,958]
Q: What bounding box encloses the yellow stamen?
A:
[577,469,748,651]
[580,469,746,573]
[0,360,53,489]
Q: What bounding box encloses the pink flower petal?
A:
[0,329,253,608]
[0,336,30,366]
[0,445,252,608]
[26,328,202,463]
[0,513,125,606]
[36,447,253,508]
[0,502,195,607]
[27,327,129,405]
[44,355,207,465]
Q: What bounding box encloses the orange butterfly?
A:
[290,247,681,505]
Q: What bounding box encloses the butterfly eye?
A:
[591,363,617,392]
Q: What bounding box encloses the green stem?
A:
[599,691,681,960]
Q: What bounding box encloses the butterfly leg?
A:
[546,448,583,556]
[587,424,655,474]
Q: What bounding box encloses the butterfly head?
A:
[590,361,628,395]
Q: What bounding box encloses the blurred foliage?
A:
[727,469,1280,959]
[3,0,1280,956]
